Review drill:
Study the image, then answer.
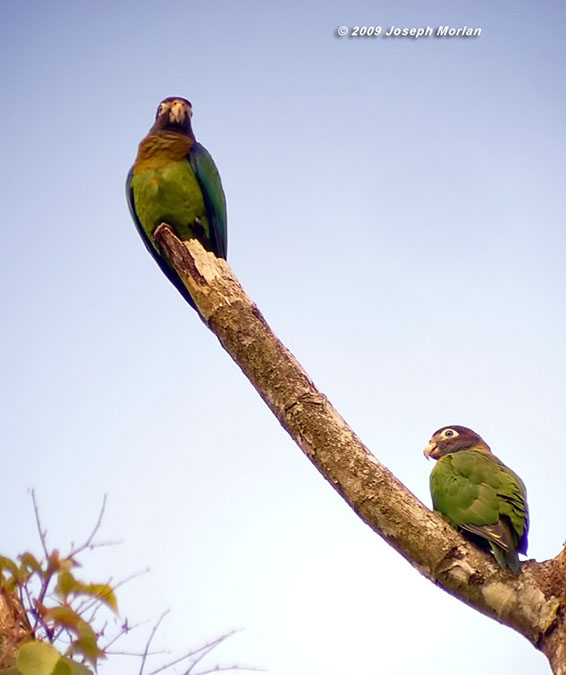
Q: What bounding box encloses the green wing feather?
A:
[430,450,528,571]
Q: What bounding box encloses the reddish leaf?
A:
[46,551,61,574]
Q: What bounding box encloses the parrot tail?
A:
[491,544,520,573]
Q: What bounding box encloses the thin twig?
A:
[109,568,150,593]
[102,619,150,651]
[187,635,231,673]
[139,610,170,675]
[31,489,49,559]
[193,666,265,675]
[31,568,57,638]
[146,630,240,675]
[69,494,108,557]
[74,539,123,553]
[108,649,166,657]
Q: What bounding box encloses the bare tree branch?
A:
[139,610,170,675]
[154,224,566,675]
[144,628,260,675]
[31,489,49,559]
[69,494,108,557]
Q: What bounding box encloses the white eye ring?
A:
[443,429,458,438]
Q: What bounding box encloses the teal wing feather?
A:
[125,165,197,309]
[494,460,529,554]
[189,142,227,259]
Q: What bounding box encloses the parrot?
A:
[424,425,528,572]
[126,96,227,310]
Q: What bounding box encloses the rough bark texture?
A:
[155,224,566,674]
[0,589,29,668]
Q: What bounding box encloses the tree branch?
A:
[0,589,31,668]
[154,224,566,674]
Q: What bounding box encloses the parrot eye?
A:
[443,429,458,438]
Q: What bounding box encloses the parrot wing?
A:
[430,450,528,561]
[462,521,516,554]
[189,142,227,260]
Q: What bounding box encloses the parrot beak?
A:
[424,440,438,460]
[168,99,191,124]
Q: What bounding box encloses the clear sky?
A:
[1,0,565,673]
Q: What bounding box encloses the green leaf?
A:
[68,623,103,667]
[19,553,42,574]
[41,609,102,668]
[0,557,20,579]
[42,606,83,632]
[52,660,73,675]
[17,642,60,675]
[15,643,92,675]
[17,553,39,584]
[56,571,78,599]
[59,659,92,675]
[3,577,17,593]
[40,605,85,633]
[74,583,118,613]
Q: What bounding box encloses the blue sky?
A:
[1,0,565,673]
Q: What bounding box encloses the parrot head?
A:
[149,97,194,136]
[424,425,491,460]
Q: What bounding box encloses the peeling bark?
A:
[154,224,566,674]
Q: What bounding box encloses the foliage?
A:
[0,495,117,674]
[16,642,90,675]
[0,493,257,675]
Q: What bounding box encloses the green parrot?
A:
[424,425,528,572]
[126,96,227,310]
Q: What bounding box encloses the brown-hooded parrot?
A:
[126,97,227,310]
[424,425,528,572]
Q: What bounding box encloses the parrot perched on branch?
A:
[424,425,529,572]
[126,96,227,309]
